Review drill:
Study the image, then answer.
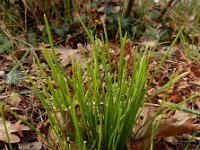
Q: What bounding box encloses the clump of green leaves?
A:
[33,15,151,149]
[26,14,184,150]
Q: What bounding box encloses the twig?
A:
[155,0,180,22]
[125,0,135,18]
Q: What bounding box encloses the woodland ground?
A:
[0,0,200,149]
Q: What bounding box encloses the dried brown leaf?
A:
[0,118,29,143]
[167,93,181,103]
[18,141,42,150]
[155,110,200,137]
[6,92,21,106]
[47,47,87,68]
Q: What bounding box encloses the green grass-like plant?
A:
[33,15,151,149]
[1,1,199,149]
[22,15,186,150]
[180,11,200,63]
[34,15,178,149]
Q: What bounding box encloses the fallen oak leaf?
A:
[155,110,200,138]
[46,47,86,68]
[133,101,200,140]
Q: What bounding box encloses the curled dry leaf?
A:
[133,105,200,140]
[0,118,30,143]
[15,120,24,137]
[155,110,200,138]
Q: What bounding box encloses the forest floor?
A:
[0,0,200,149]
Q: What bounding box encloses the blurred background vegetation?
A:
[0,0,199,61]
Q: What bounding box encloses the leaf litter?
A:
[0,1,200,149]
[0,36,199,149]
[0,117,30,143]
